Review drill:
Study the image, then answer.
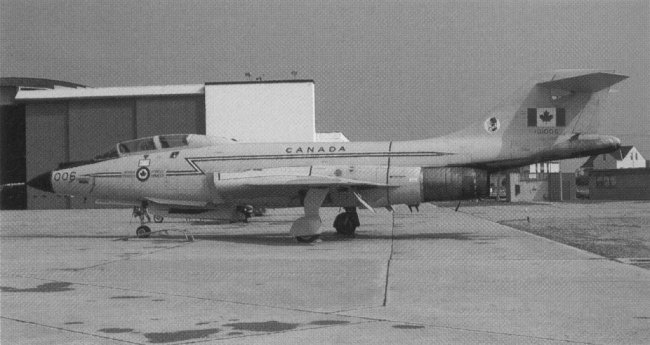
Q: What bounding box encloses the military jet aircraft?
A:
[28,70,627,242]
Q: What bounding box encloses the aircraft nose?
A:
[27,171,54,193]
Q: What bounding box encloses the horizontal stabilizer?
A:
[537,71,628,93]
[96,198,218,208]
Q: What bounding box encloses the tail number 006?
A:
[53,172,76,182]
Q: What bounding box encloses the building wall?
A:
[507,172,548,202]
[617,147,646,169]
[589,169,650,200]
[204,81,315,142]
[69,99,136,161]
[135,96,205,138]
[1,86,17,105]
[592,154,617,170]
[547,173,576,201]
[506,172,574,202]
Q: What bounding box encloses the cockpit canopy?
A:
[94,134,237,161]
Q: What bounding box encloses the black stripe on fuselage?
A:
[89,172,122,178]
[96,151,455,178]
[189,151,452,162]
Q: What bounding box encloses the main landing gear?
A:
[333,207,360,237]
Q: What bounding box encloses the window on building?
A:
[596,176,604,187]
[603,155,606,161]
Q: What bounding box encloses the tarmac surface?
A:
[1,203,649,344]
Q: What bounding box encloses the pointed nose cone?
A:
[27,171,54,193]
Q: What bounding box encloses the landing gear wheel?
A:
[136,225,151,238]
[296,235,321,243]
[153,215,164,223]
[333,211,359,236]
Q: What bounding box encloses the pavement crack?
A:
[382,211,396,307]
[58,242,193,272]
[1,316,144,345]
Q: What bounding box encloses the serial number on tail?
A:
[532,128,563,135]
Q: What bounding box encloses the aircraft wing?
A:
[95,198,216,208]
[95,199,140,207]
[144,198,214,209]
[96,176,392,209]
[217,174,396,189]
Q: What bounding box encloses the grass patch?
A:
[500,216,650,267]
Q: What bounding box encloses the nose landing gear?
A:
[136,225,152,238]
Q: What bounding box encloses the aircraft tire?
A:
[296,235,320,243]
[153,215,164,223]
[136,225,152,238]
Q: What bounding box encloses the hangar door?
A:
[1,104,26,209]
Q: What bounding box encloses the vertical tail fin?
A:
[444,70,627,168]
[478,70,626,151]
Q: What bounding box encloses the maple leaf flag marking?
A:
[536,108,556,127]
[527,108,566,127]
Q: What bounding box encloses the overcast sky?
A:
[1,0,648,156]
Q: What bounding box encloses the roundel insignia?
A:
[484,117,500,133]
[136,167,150,182]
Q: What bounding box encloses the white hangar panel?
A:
[205,80,315,142]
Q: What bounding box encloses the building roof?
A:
[14,79,315,101]
[15,84,205,101]
[0,77,86,89]
[581,146,635,168]
[615,146,634,160]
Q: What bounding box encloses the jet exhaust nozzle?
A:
[27,171,54,193]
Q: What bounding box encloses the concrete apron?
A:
[1,205,649,344]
